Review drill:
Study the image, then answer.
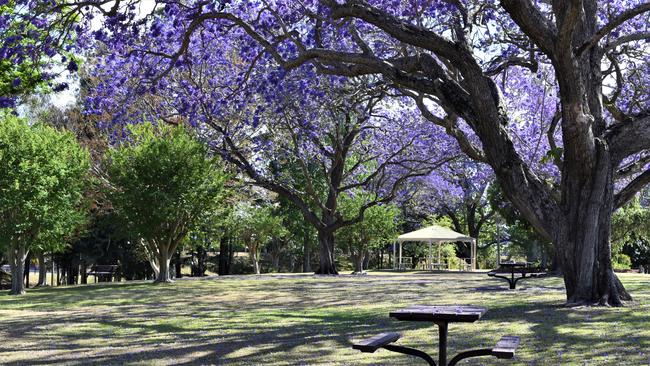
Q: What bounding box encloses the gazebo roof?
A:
[397,225,475,243]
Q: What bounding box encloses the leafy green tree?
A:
[612,199,650,270]
[0,114,90,295]
[105,122,229,283]
[277,196,317,273]
[233,203,287,275]
[339,193,401,274]
[488,183,554,269]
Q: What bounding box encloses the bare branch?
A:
[500,0,558,56]
[616,151,650,179]
[614,169,650,210]
[606,112,650,162]
[603,31,650,53]
[576,3,650,56]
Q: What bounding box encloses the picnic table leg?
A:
[436,321,448,366]
[382,345,437,366]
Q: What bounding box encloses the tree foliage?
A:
[232,202,288,275]
[0,114,89,294]
[338,192,401,273]
[105,122,229,282]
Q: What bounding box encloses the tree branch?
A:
[325,0,471,66]
[616,152,650,179]
[576,3,650,56]
[602,31,650,54]
[614,169,650,210]
[605,113,650,162]
[500,0,558,56]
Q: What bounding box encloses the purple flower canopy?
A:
[4,0,647,204]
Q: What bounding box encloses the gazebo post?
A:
[471,239,477,271]
[392,242,396,269]
[428,240,432,270]
[399,241,403,270]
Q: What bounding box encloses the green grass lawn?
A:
[0,271,649,365]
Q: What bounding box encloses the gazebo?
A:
[394,225,477,271]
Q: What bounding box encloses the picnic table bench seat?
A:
[353,332,521,366]
[87,265,119,283]
[491,335,521,359]
[448,335,521,365]
[352,332,400,353]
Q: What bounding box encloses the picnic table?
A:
[87,265,119,283]
[488,262,547,289]
[352,305,520,365]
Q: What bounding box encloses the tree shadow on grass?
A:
[1,273,648,365]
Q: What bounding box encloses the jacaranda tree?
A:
[88,43,458,274]
[0,114,90,295]
[11,0,650,305]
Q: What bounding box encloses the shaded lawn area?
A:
[0,272,649,365]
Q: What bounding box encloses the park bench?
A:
[488,263,547,289]
[87,265,119,283]
[0,268,11,289]
[352,332,520,365]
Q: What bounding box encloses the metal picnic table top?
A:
[389,305,487,323]
[498,261,530,268]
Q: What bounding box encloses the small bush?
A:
[612,253,632,270]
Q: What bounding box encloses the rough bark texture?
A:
[315,231,338,275]
[36,252,48,287]
[302,232,312,273]
[218,235,232,276]
[249,244,261,275]
[351,253,365,274]
[154,249,173,283]
[555,151,631,305]
[7,243,28,295]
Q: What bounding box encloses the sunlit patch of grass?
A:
[0,272,648,365]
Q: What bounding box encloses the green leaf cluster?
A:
[105,122,230,246]
[338,192,401,253]
[232,203,288,252]
[0,115,90,253]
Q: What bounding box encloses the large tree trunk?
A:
[174,250,182,279]
[154,248,173,283]
[36,252,48,287]
[271,252,280,272]
[249,244,261,275]
[218,234,231,276]
[315,231,338,275]
[556,153,631,306]
[352,252,365,275]
[7,243,28,295]
[302,232,311,273]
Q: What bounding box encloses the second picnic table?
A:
[488,261,547,289]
